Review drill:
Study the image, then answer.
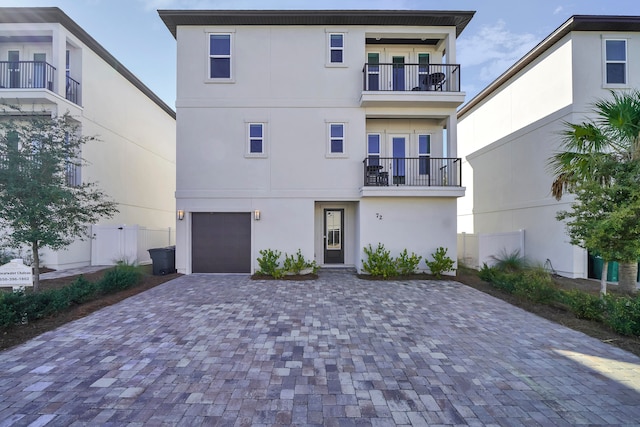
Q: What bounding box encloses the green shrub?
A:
[257,249,284,278]
[99,264,142,293]
[63,276,98,305]
[603,295,640,337]
[512,268,557,304]
[362,243,398,278]
[425,247,455,278]
[283,249,317,275]
[490,248,527,272]
[395,249,422,276]
[562,290,604,321]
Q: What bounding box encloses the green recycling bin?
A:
[591,254,618,282]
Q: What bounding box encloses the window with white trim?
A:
[249,123,263,154]
[367,134,381,165]
[604,39,627,85]
[330,34,344,63]
[418,134,431,175]
[327,122,346,157]
[209,33,232,79]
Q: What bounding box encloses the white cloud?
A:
[137,0,415,11]
[457,20,538,84]
[553,6,564,15]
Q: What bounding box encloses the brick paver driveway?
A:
[1,271,640,426]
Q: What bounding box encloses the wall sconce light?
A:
[254,210,261,221]
[177,210,185,221]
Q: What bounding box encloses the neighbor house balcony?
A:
[0,61,80,105]
[360,63,465,108]
[361,156,464,198]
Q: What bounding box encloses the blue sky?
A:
[1,0,638,108]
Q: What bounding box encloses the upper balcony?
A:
[0,61,80,106]
[360,63,466,108]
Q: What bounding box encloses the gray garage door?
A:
[191,212,251,273]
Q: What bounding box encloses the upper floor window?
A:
[418,134,431,175]
[604,39,627,85]
[330,34,344,63]
[326,31,347,67]
[209,33,232,79]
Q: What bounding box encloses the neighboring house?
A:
[159,9,473,274]
[0,7,176,270]
[457,15,640,278]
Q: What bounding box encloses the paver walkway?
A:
[1,271,639,426]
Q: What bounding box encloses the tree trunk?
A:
[32,241,40,293]
[600,261,608,298]
[618,261,638,295]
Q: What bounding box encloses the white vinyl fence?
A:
[458,229,525,269]
[91,225,175,266]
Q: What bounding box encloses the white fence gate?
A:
[458,229,525,269]
[91,225,175,266]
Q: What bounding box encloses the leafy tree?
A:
[0,109,118,292]
[550,90,640,295]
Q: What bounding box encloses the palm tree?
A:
[550,89,640,295]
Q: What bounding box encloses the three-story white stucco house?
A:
[457,15,640,278]
[0,7,176,270]
[160,9,473,274]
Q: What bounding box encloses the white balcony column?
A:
[443,29,456,64]
[446,113,457,158]
[50,24,67,99]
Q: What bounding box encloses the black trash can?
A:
[148,246,176,275]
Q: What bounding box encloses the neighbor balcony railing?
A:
[363,63,461,92]
[0,61,80,105]
[363,157,461,187]
[0,154,81,187]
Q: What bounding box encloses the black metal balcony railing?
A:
[65,75,80,105]
[363,63,460,92]
[0,61,55,91]
[0,61,80,105]
[363,157,461,187]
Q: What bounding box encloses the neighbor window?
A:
[605,39,627,85]
[209,33,232,79]
[418,134,431,175]
[366,53,380,90]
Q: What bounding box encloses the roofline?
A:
[158,9,475,39]
[458,15,640,118]
[0,7,175,119]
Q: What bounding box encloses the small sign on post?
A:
[0,259,34,292]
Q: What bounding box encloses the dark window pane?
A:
[250,139,262,153]
[331,49,343,63]
[606,40,626,61]
[419,136,430,154]
[368,53,379,64]
[369,155,380,166]
[330,34,343,48]
[607,63,625,84]
[330,124,343,138]
[419,156,430,175]
[249,124,262,138]
[331,139,343,153]
[368,75,379,90]
[210,34,231,55]
[210,58,230,78]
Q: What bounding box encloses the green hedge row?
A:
[0,264,142,328]
[479,265,640,337]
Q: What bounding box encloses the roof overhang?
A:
[458,15,640,118]
[158,9,475,39]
